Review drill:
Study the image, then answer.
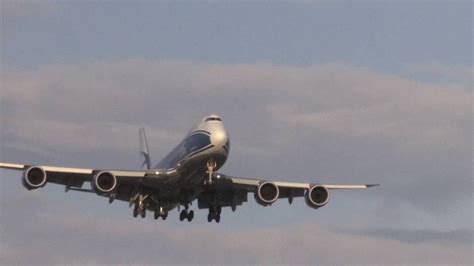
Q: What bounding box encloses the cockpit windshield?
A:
[155,132,212,169]
[205,117,221,122]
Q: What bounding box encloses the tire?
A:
[133,207,138,218]
[187,210,194,222]
[180,210,186,221]
[207,213,213,222]
[141,209,146,218]
[215,214,220,223]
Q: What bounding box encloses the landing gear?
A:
[131,190,148,219]
[179,210,194,222]
[207,205,221,223]
[179,204,194,222]
[205,160,217,184]
[133,201,146,218]
[154,207,168,220]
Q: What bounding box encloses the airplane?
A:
[0,114,378,223]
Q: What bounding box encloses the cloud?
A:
[1,61,471,210]
[0,60,472,264]
[1,1,59,19]
[0,191,471,265]
[404,63,473,87]
[354,228,473,246]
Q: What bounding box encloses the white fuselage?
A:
[152,115,229,185]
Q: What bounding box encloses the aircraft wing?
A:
[223,175,378,190]
[0,162,154,193]
[197,173,378,210]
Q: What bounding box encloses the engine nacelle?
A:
[255,182,279,206]
[22,166,47,190]
[305,185,329,209]
[91,171,118,195]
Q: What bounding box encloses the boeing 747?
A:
[0,115,378,223]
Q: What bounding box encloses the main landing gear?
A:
[207,206,221,223]
[133,198,147,218]
[131,192,148,219]
[179,205,194,222]
[154,206,168,220]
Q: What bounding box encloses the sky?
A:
[0,1,472,265]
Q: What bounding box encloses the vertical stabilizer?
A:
[139,127,151,169]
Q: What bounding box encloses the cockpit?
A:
[205,117,222,122]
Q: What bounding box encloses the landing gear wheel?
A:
[137,200,146,218]
[179,210,186,221]
[207,206,221,223]
[187,210,194,222]
[131,191,149,219]
[154,207,168,221]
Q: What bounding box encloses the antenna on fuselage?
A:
[139,127,151,170]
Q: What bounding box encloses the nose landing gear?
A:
[205,160,217,185]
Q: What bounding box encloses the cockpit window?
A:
[155,132,212,169]
[205,117,221,122]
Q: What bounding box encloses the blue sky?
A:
[2,2,471,69]
[1,1,472,264]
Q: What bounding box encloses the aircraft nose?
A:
[211,129,228,147]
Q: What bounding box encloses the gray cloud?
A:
[347,228,473,246]
[1,60,472,264]
[1,61,471,208]
[1,1,59,19]
[403,63,473,87]
[0,190,471,265]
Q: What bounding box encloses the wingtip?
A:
[366,184,380,188]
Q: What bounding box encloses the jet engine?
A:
[92,171,118,194]
[255,182,279,206]
[22,166,47,190]
[305,185,329,209]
